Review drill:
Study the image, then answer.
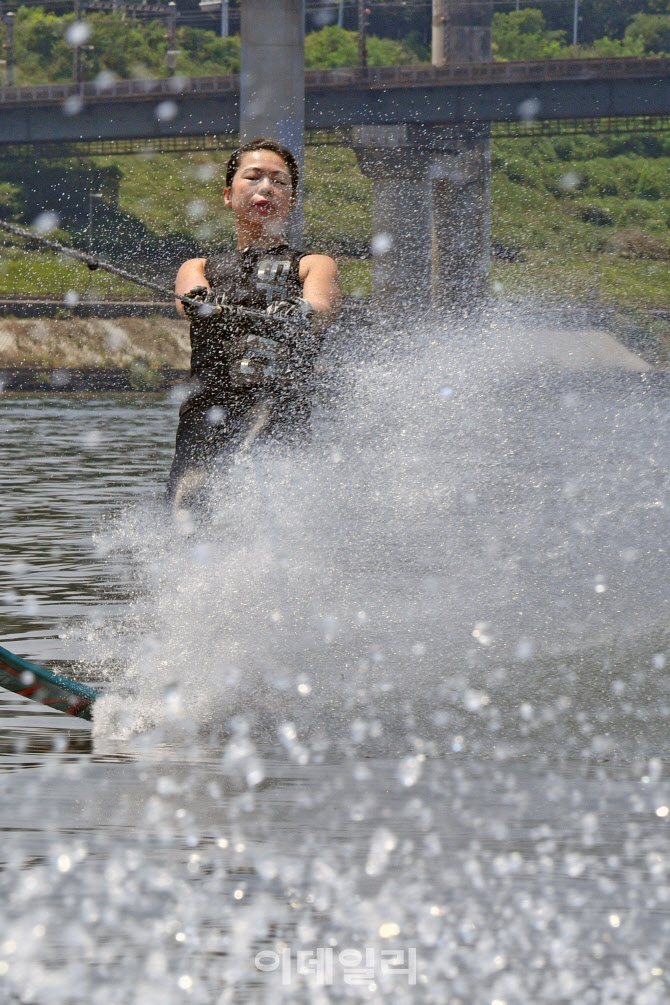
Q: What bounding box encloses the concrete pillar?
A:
[431,0,492,312]
[352,125,432,312]
[445,0,492,64]
[432,0,446,67]
[240,0,305,242]
[430,127,491,311]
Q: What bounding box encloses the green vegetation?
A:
[3,5,670,88]
[492,10,570,61]
[6,13,418,85]
[304,25,418,69]
[490,134,670,316]
[492,7,670,60]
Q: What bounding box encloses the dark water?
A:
[0,317,669,1004]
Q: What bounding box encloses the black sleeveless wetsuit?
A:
[167,244,312,500]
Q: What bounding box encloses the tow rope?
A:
[0,217,271,321]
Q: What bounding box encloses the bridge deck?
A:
[0,58,667,147]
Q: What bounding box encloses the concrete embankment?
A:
[0,315,191,390]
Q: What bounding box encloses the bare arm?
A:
[299,254,340,327]
[174,257,208,317]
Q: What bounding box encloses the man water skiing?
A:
[167,138,340,508]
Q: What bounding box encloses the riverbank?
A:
[0,316,190,374]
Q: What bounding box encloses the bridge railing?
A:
[307,55,670,88]
[0,56,667,105]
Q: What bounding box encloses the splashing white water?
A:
[91,307,669,742]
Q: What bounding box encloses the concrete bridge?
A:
[0,57,667,147]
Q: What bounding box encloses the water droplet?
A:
[472,621,494,647]
[365,826,397,876]
[397,755,423,787]
[65,20,92,46]
[169,384,190,405]
[32,211,59,235]
[155,100,178,122]
[206,406,225,426]
[62,94,84,117]
[278,722,297,744]
[371,232,392,256]
[518,97,541,121]
[80,429,103,451]
[193,163,216,183]
[559,170,581,191]
[21,595,40,617]
[94,70,117,91]
[168,75,188,94]
[516,638,534,661]
[187,199,208,221]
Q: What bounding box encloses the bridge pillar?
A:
[430,0,492,312]
[358,1,492,314]
[240,0,304,241]
[352,125,432,312]
[352,124,490,314]
[430,126,491,311]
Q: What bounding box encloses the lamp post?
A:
[432,0,446,66]
[573,0,579,46]
[3,11,14,87]
[198,0,228,39]
[166,1,177,76]
[358,0,368,68]
[88,191,103,256]
[73,0,80,84]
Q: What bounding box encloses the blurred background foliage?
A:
[2,4,670,86]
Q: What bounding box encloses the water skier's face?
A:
[224,150,294,235]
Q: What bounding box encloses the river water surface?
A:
[1,315,669,1004]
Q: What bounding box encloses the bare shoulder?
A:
[299,254,338,280]
[176,257,208,278]
[175,257,208,296]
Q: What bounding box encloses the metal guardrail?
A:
[307,56,670,88]
[0,57,667,106]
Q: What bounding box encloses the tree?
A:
[624,12,670,54]
[492,10,569,61]
[576,0,670,46]
[305,25,418,69]
[588,34,646,56]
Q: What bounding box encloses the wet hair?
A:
[225,138,299,197]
